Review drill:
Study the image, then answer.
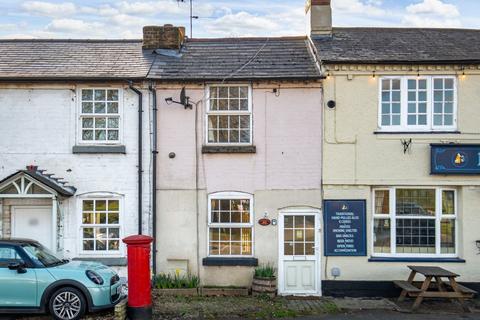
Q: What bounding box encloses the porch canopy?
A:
[0,166,76,251]
[0,166,76,197]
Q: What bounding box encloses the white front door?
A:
[12,206,53,250]
[278,210,321,295]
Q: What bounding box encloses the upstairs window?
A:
[206,85,252,144]
[379,76,456,132]
[80,89,120,143]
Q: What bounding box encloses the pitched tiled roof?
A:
[0,39,154,80]
[313,28,480,64]
[147,37,320,80]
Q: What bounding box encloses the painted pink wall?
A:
[156,83,322,193]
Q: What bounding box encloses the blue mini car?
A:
[0,238,123,320]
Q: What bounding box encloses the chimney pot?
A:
[143,25,186,50]
[306,0,332,36]
[26,165,38,172]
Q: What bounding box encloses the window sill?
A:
[374,131,461,135]
[72,145,126,154]
[202,257,258,267]
[202,145,256,154]
[368,257,465,263]
[73,257,127,266]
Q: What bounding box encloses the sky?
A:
[0,0,478,39]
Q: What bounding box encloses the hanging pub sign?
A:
[323,200,366,256]
[431,144,480,174]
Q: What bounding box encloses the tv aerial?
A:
[177,0,198,38]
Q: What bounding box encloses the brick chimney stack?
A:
[306,0,332,36]
[142,24,186,50]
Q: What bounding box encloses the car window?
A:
[0,246,22,268]
[22,243,63,267]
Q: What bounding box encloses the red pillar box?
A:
[122,235,153,320]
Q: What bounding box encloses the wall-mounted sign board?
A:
[431,144,480,174]
[323,200,366,256]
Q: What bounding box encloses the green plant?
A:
[320,301,340,314]
[254,263,276,278]
[153,272,200,289]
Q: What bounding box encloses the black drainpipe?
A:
[129,84,143,235]
[149,83,158,275]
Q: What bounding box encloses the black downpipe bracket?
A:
[129,84,143,235]
[149,83,158,275]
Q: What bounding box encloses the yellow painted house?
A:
[311,0,480,296]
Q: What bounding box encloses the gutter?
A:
[149,83,158,275]
[0,77,146,82]
[320,60,480,65]
[129,84,143,235]
[147,75,325,82]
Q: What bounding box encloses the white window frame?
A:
[78,194,124,257]
[205,84,253,145]
[378,76,457,132]
[372,187,458,258]
[207,191,254,257]
[77,87,124,145]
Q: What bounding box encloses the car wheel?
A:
[49,287,87,320]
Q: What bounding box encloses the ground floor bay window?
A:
[373,187,456,257]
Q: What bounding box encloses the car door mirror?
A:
[8,261,27,274]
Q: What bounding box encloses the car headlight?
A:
[86,270,104,285]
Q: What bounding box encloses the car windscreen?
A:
[21,243,64,267]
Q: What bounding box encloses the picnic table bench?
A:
[394,266,477,310]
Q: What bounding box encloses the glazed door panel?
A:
[279,211,321,295]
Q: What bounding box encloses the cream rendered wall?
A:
[322,67,480,283]
[156,82,322,286]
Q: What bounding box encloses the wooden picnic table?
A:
[394,265,477,310]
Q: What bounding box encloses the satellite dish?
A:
[164,86,192,109]
[180,87,187,105]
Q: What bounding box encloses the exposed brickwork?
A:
[143,25,186,50]
[3,205,10,237]
[1,199,52,237]
[0,199,2,237]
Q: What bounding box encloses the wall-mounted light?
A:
[476,240,480,254]
[461,66,467,80]
[372,71,376,79]
[326,71,331,80]
[331,267,341,279]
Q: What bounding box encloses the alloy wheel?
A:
[52,291,82,320]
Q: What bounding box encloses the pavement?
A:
[292,310,480,319]
[2,295,479,319]
[284,296,480,320]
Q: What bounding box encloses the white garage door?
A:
[12,207,53,250]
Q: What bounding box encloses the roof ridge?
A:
[0,39,142,43]
[333,27,480,32]
[187,36,307,42]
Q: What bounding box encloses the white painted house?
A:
[0,40,154,273]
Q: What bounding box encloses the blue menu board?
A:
[323,200,366,256]
[431,144,480,174]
